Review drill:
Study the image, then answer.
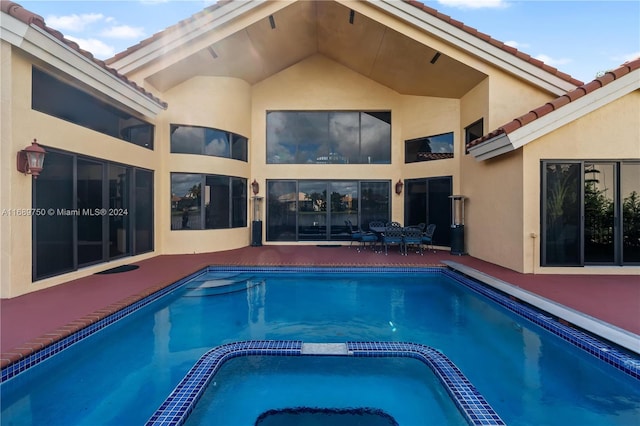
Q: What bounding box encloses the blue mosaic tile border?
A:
[3,265,638,386]
[442,269,640,381]
[206,265,443,274]
[0,268,208,383]
[145,340,506,426]
[347,341,505,426]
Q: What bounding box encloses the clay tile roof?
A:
[1,0,167,110]
[466,57,640,150]
[404,0,584,87]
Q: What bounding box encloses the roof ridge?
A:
[467,57,640,150]
[402,0,583,87]
[1,0,167,109]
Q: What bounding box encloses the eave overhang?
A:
[375,0,578,96]
[1,10,167,118]
[469,65,640,161]
[108,0,270,75]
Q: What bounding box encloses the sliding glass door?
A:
[33,149,154,280]
[266,180,389,242]
[404,176,452,247]
[542,161,639,266]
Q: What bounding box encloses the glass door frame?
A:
[541,160,638,266]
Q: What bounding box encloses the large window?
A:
[33,150,154,280]
[32,68,154,149]
[405,133,454,163]
[542,161,639,266]
[404,177,452,246]
[266,111,391,164]
[170,124,248,161]
[266,180,390,241]
[170,173,247,230]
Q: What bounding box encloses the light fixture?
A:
[395,179,404,195]
[251,179,260,195]
[17,139,46,179]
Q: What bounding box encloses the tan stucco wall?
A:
[1,50,162,297]
[522,89,640,275]
[6,2,637,297]
[401,94,460,183]
[250,54,411,226]
[158,76,253,254]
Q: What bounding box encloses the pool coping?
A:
[2,265,639,384]
[443,261,640,355]
[145,340,506,426]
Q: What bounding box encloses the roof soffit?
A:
[375,0,579,95]
[119,0,488,96]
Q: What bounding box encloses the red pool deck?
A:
[1,245,639,367]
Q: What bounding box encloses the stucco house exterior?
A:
[1,0,638,298]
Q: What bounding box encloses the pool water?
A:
[1,270,639,425]
[185,356,467,426]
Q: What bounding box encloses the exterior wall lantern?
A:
[251,179,260,195]
[17,139,46,179]
[395,179,404,195]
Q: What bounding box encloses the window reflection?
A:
[171,173,247,230]
[171,174,202,230]
[405,132,454,163]
[32,68,154,149]
[171,124,247,161]
[266,180,389,241]
[266,111,391,164]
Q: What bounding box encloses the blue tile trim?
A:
[0,268,208,383]
[346,341,506,426]
[145,340,505,426]
[442,269,640,381]
[206,265,443,274]
[3,266,638,386]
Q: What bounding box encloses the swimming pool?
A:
[1,267,639,425]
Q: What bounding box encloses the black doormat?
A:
[95,264,139,274]
[316,244,342,248]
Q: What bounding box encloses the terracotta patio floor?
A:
[1,245,639,367]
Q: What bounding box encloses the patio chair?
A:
[382,222,404,255]
[346,220,378,252]
[421,224,437,252]
[402,226,423,255]
[345,220,362,248]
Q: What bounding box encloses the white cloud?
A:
[504,40,529,49]
[534,54,571,67]
[66,35,115,59]
[101,25,145,39]
[45,13,104,32]
[437,0,509,9]
[614,51,640,63]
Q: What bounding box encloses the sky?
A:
[15,0,640,83]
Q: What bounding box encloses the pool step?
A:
[184,278,264,297]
